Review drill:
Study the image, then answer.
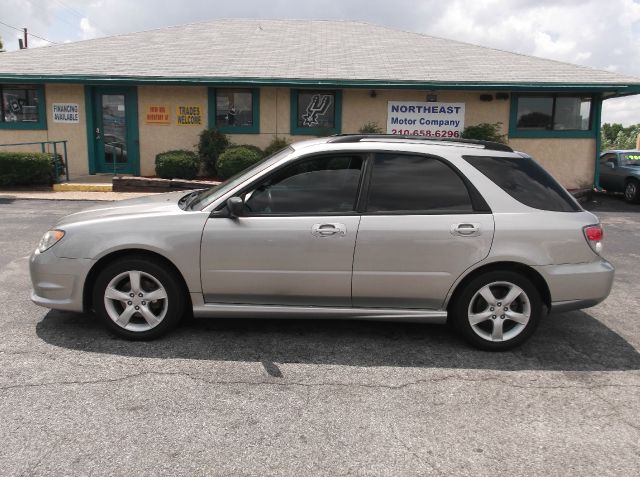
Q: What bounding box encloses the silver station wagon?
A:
[30,135,614,350]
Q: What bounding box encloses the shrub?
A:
[226,144,264,158]
[216,146,262,180]
[264,136,291,157]
[155,150,200,180]
[197,128,230,175]
[358,121,384,134]
[461,122,507,144]
[0,152,60,186]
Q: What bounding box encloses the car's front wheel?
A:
[624,179,640,203]
[93,257,185,340]
[450,271,543,351]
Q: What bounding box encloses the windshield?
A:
[188,147,294,210]
[622,153,640,166]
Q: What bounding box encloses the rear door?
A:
[352,152,494,309]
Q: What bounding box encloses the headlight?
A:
[37,230,65,253]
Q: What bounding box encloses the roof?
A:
[1,19,639,92]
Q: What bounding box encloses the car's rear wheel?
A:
[450,271,543,351]
[624,179,640,203]
[93,257,185,340]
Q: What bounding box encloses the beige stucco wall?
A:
[508,138,596,189]
[0,84,596,188]
[0,84,89,176]
[137,85,208,176]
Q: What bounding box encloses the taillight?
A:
[583,224,603,254]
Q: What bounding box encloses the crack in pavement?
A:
[1,370,639,393]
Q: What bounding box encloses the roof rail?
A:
[327,134,514,152]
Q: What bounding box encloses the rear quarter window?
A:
[462,155,581,212]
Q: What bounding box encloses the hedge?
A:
[263,136,291,157]
[155,150,200,179]
[216,146,262,180]
[0,152,62,186]
[197,128,230,176]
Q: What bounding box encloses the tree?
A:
[601,123,640,150]
[0,37,4,52]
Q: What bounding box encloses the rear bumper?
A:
[29,250,93,312]
[534,259,614,314]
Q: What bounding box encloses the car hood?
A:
[55,190,191,227]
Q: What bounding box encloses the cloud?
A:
[1,0,639,124]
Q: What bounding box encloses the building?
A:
[1,19,639,189]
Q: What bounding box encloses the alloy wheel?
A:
[467,281,531,342]
[103,270,168,332]
[625,182,637,202]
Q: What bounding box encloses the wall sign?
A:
[176,105,203,126]
[52,103,80,123]
[145,105,169,124]
[387,101,465,138]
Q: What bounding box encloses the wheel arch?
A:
[83,248,192,313]
[446,261,551,313]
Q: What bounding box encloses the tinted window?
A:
[515,95,592,131]
[622,153,640,166]
[463,155,581,212]
[366,153,473,213]
[245,155,363,214]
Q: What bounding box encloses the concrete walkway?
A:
[0,189,159,201]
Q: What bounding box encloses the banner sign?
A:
[176,105,203,126]
[52,103,80,123]
[145,105,169,124]
[387,101,465,138]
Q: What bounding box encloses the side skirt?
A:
[191,300,448,324]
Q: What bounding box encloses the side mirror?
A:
[607,162,615,169]
[226,196,245,218]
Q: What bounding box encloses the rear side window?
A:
[463,155,581,212]
[366,153,474,213]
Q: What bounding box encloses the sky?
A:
[1,0,639,125]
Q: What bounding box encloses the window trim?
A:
[290,89,342,136]
[0,84,47,130]
[208,87,260,134]
[509,93,595,138]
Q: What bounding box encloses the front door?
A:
[200,153,365,306]
[93,87,139,175]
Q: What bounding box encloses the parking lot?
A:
[0,195,639,476]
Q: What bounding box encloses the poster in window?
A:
[297,92,335,129]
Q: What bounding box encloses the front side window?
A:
[291,90,341,135]
[209,88,259,133]
[244,154,363,214]
[463,155,581,212]
[513,94,592,134]
[366,153,474,213]
[1,84,44,128]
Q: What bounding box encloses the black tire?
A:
[624,179,640,204]
[449,270,543,351]
[93,257,185,340]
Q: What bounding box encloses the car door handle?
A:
[311,223,346,237]
[451,223,481,236]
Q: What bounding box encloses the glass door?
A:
[93,87,139,175]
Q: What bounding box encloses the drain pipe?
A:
[593,93,603,191]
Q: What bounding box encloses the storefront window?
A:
[514,94,592,132]
[209,88,259,133]
[0,85,45,128]
[291,90,341,135]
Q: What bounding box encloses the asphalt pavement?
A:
[0,195,638,476]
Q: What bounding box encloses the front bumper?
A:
[534,259,615,314]
[29,250,94,312]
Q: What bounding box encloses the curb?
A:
[53,183,113,192]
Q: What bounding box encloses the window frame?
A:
[0,84,47,130]
[290,89,342,136]
[208,87,260,134]
[509,93,595,138]
[360,152,490,216]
